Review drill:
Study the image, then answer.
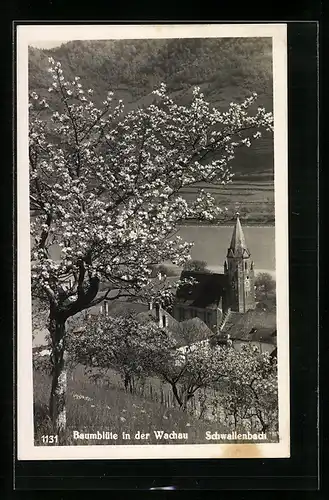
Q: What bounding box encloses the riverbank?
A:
[179,219,275,228]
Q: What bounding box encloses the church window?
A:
[162,315,167,328]
[245,261,247,270]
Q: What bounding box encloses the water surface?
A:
[176,225,275,276]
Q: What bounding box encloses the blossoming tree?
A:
[67,312,176,393]
[29,58,273,438]
[68,314,277,430]
[212,345,278,433]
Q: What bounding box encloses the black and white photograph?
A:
[17,24,289,460]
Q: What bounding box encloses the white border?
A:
[17,23,289,460]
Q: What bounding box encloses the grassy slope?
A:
[34,366,232,446]
[34,364,278,445]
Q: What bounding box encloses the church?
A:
[170,215,256,333]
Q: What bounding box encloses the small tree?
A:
[29,58,273,438]
[255,272,276,300]
[68,314,278,431]
[67,312,175,393]
[214,344,278,433]
[177,317,213,345]
[150,264,180,278]
[183,259,210,272]
[155,342,231,410]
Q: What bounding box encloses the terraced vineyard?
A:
[181,176,274,225]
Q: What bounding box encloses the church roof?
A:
[175,270,228,309]
[222,309,277,343]
[227,216,251,258]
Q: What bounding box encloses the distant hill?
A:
[28,37,274,178]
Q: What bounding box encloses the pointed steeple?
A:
[227,214,250,258]
[225,214,256,313]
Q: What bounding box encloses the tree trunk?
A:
[256,410,269,433]
[232,412,237,430]
[181,392,193,411]
[129,376,134,394]
[49,313,67,443]
[124,373,129,391]
[123,373,133,393]
[170,382,182,407]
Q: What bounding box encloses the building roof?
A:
[179,316,213,341]
[175,270,228,309]
[222,309,277,343]
[170,317,214,348]
[227,216,251,258]
[108,301,149,316]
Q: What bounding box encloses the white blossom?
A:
[29,57,273,316]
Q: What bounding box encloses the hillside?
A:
[28,37,274,178]
[34,365,278,446]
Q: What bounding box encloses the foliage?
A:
[66,311,277,421]
[29,38,274,181]
[67,313,176,391]
[29,38,273,103]
[67,312,214,409]
[42,307,278,436]
[149,338,278,424]
[161,343,228,408]
[183,259,210,272]
[213,344,278,432]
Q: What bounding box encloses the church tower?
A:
[224,215,256,312]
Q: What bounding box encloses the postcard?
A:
[17,23,289,460]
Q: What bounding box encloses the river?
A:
[175,224,275,276]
